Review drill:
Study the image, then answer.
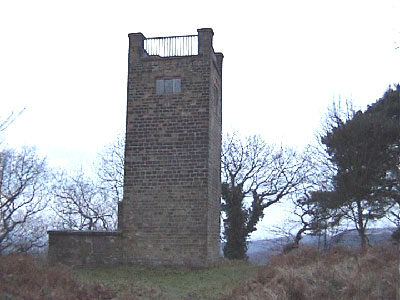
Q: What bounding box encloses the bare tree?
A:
[0,147,49,254]
[51,135,124,232]
[221,133,311,259]
[0,110,25,134]
[95,134,125,203]
[52,170,117,231]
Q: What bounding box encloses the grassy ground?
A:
[75,260,260,300]
[1,244,396,299]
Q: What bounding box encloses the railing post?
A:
[128,32,146,62]
[197,28,214,57]
[215,52,224,75]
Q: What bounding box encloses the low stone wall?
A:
[48,230,122,266]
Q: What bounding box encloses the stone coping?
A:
[48,230,122,236]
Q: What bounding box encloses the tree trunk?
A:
[392,227,400,300]
[359,229,368,255]
[356,200,368,254]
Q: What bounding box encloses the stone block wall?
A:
[48,231,122,266]
[207,51,223,264]
[122,29,223,267]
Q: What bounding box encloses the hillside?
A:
[246,227,396,265]
[223,244,396,300]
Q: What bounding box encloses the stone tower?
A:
[47,29,222,268]
[120,28,223,267]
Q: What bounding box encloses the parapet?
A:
[128,28,223,74]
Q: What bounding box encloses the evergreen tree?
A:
[322,86,400,252]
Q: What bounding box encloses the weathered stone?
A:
[48,231,122,265]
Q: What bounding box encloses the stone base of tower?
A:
[48,228,219,268]
[121,237,219,268]
[48,230,123,266]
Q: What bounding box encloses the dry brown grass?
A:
[0,255,260,300]
[0,254,115,300]
[221,244,397,300]
[1,245,396,300]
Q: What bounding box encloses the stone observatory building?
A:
[48,28,223,268]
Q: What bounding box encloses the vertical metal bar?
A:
[149,39,151,55]
[148,39,151,55]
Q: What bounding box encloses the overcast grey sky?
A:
[1,0,399,238]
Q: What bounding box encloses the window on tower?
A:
[156,78,181,94]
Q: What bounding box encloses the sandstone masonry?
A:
[48,29,223,268]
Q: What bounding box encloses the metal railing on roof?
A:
[144,35,198,57]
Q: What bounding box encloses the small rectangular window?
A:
[155,78,181,94]
[173,79,181,93]
[156,79,164,94]
[165,79,173,94]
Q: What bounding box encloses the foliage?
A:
[320,87,400,251]
[221,134,310,259]
[291,190,345,246]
